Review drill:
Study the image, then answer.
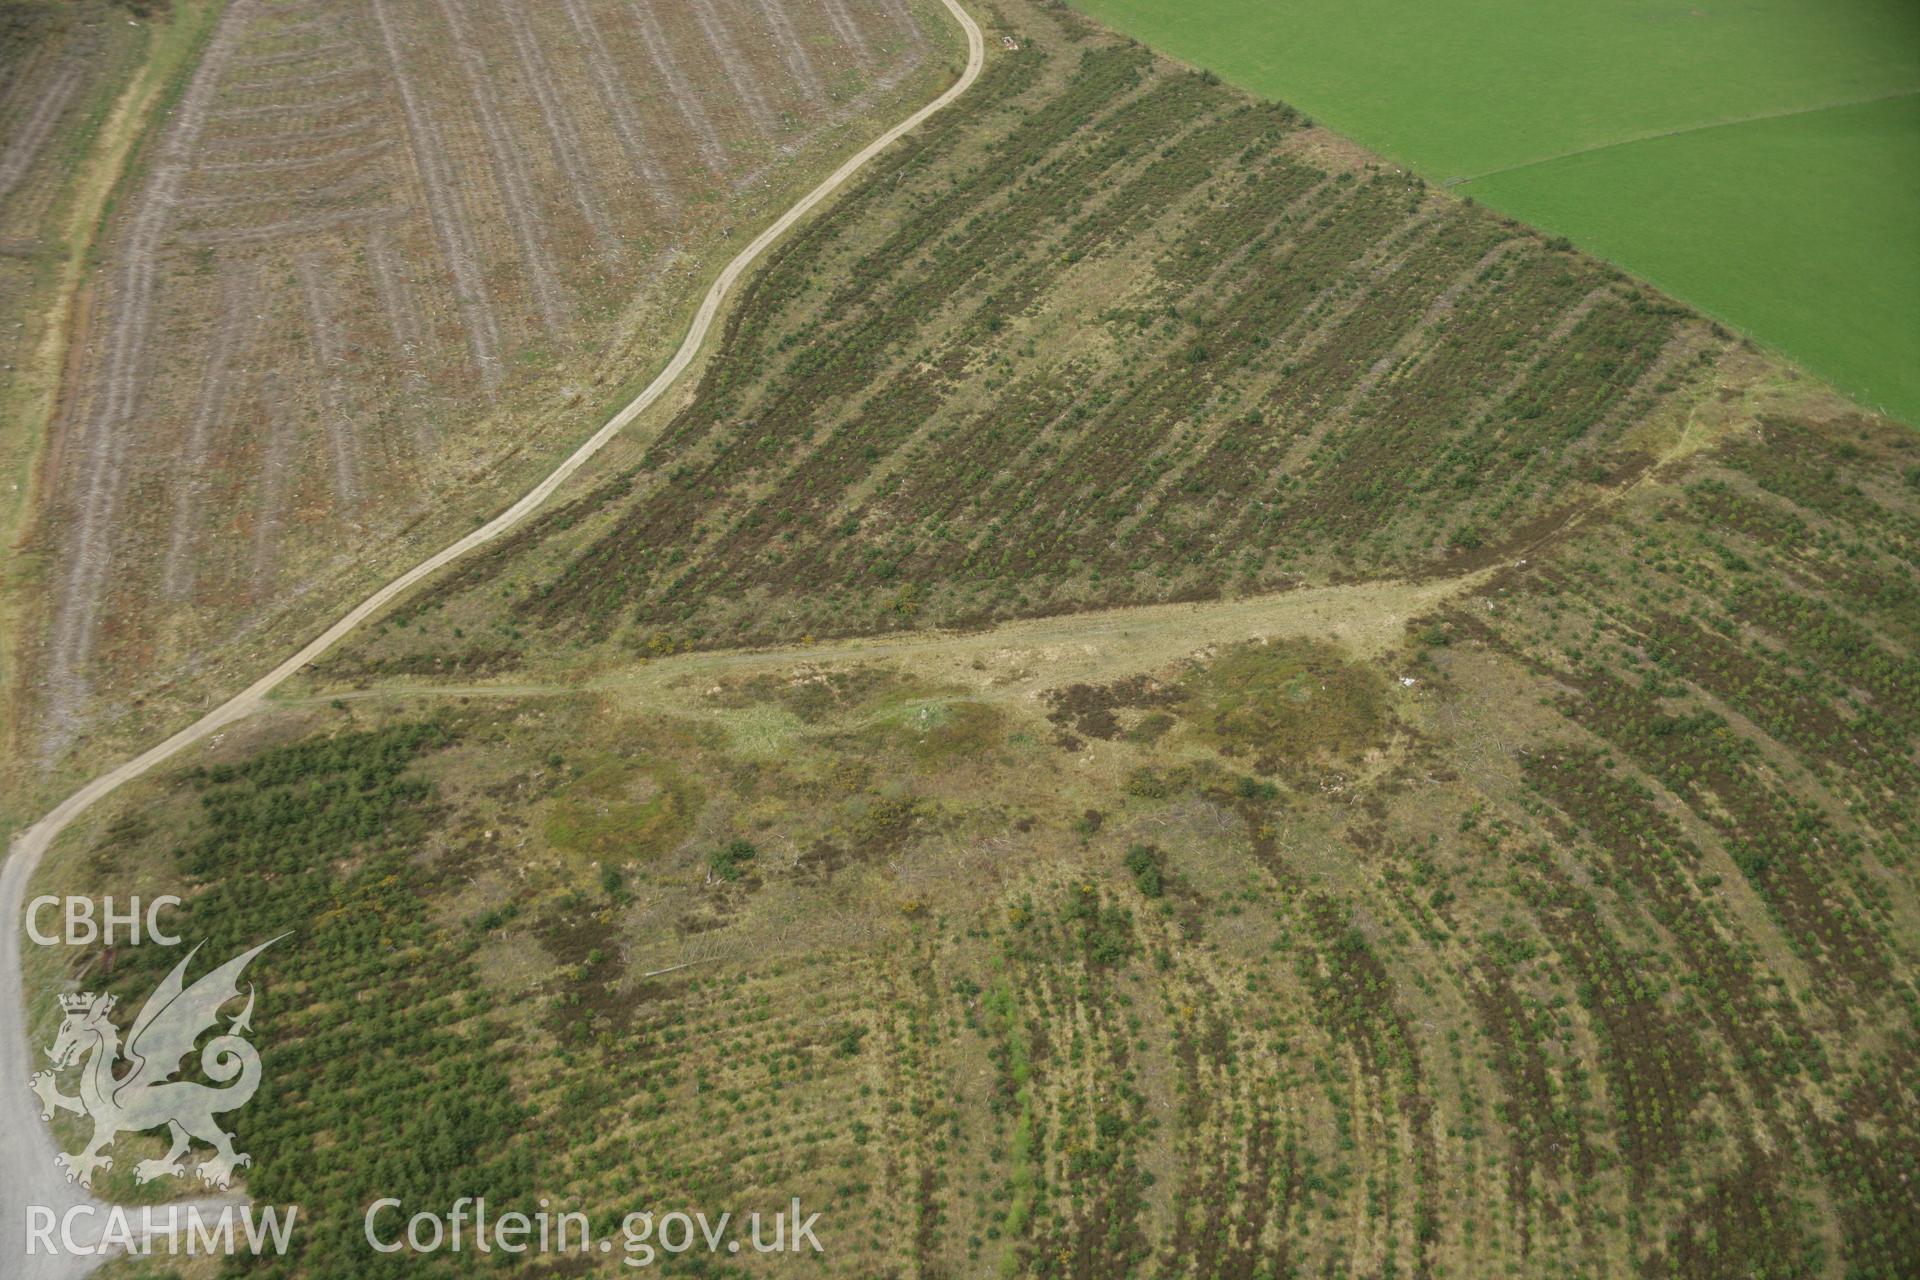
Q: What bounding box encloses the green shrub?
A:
[710,838,758,881]
[1125,844,1164,898]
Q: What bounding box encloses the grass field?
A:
[1071,0,1920,424]
[1472,95,1920,426]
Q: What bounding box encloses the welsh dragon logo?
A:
[28,936,282,1191]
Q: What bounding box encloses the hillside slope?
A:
[16,2,1919,1277]
[342,8,1717,675]
[12,0,955,783]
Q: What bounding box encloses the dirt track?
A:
[0,2,984,1272]
[300,573,1484,713]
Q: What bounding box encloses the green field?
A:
[1071,0,1920,422]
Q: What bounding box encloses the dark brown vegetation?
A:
[348,0,1703,678]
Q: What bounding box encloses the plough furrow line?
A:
[688,0,780,136]
[623,0,732,179]
[433,0,568,331]
[162,264,263,601]
[370,0,503,389]
[559,0,681,219]
[495,0,619,254]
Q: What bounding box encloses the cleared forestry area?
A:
[260,4,1915,1274]
[0,0,200,815]
[15,0,953,783]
